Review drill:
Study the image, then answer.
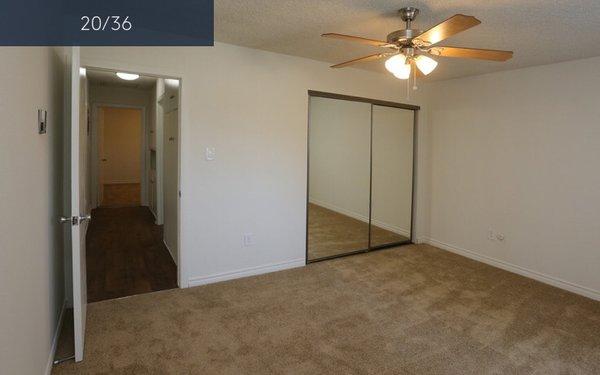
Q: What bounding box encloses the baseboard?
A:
[188,258,305,287]
[163,239,177,266]
[309,199,410,237]
[45,299,67,375]
[425,238,600,301]
[309,198,369,223]
[149,207,157,221]
[372,219,411,237]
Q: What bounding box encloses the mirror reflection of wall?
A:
[370,105,414,248]
[307,93,417,263]
[308,97,371,261]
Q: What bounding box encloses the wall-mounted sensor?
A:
[38,109,47,134]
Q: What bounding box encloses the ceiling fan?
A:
[322,7,513,80]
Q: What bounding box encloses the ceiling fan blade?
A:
[322,33,393,48]
[330,53,387,68]
[429,46,513,61]
[414,14,481,46]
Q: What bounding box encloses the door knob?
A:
[59,215,91,224]
[59,216,73,224]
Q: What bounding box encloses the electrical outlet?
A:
[496,233,505,241]
[242,233,254,247]
[488,229,495,241]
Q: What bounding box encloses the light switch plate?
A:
[205,147,216,161]
[243,233,254,247]
[38,109,47,134]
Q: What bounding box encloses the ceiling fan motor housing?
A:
[386,29,423,46]
[388,7,423,46]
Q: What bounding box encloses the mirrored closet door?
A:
[307,92,417,263]
[370,105,414,249]
[307,96,371,261]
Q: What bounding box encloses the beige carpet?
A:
[53,244,600,374]
[308,203,409,260]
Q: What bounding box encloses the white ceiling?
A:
[87,69,156,90]
[215,0,600,81]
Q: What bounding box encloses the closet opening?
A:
[306,91,419,263]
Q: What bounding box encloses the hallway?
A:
[86,206,177,302]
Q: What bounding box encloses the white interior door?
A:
[163,108,179,263]
[64,46,89,362]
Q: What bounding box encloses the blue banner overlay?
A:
[0,0,213,46]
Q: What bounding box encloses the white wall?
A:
[0,47,66,375]
[81,43,427,287]
[425,56,600,300]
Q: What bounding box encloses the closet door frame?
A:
[306,90,420,264]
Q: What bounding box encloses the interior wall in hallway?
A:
[0,47,66,375]
[425,56,600,299]
[161,79,179,265]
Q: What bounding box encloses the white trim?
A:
[45,300,67,375]
[163,239,177,266]
[188,258,305,287]
[149,206,157,221]
[372,219,410,237]
[309,198,411,237]
[425,238,600,301]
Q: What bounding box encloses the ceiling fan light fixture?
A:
[415,55,438,75]
[385,54,411,79]
[116,72,140,81]
[385,54,407,73]
[392,63,412,80]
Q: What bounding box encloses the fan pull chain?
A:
[413,69,419,90]
[413,61,418,91]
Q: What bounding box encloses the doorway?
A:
[85,68,180,302]
[98,106,143,207]
[54,53,184,363]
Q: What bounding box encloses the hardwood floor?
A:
[101,183,141,207]
[86,206,177,303]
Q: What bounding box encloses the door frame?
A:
[81,61,185,288]
[305,90,420,264]
[90,103,147,208]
